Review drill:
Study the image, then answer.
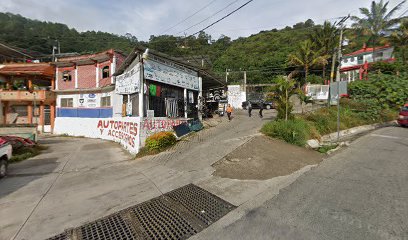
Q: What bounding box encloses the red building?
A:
[54,49,126,118]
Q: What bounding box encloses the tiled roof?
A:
[0,63,54,77]
[344,45,393,57]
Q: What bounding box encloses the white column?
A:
[111,55,116,84]
[184,88,188,119]
[74,65,78,88]
[96,63,99,88]
[198,77,203,121]
[138,63,144,117]
[55,67,59,90]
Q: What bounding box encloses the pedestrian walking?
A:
[226,104,233,121]
[247,101,252,117]
[259,100,264,118]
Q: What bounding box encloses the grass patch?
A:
[262,98,398,147]
[10,145,48,163]
[261,119,312,146]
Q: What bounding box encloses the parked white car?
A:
[0,140,12,178]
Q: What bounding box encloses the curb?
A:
[307,121,397,149]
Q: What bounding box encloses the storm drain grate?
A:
[165,184,236,226]
[129,197,201,240]
[45,184,235,240]
[46,232,69,240]
[78,214,137,240]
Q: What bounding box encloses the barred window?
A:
[101,96,111,107]
[61,98,73,107]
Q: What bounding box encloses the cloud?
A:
[0,0,406,41]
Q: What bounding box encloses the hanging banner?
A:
[144,58,199,91]
[115,63,140,94]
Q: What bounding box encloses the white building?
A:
[340,44,395,82]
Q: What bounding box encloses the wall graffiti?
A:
[139,117,188,146]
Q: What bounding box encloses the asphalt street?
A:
[193,126,408,240]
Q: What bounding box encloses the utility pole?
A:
[335,15,349,142]
[225,68,229,83]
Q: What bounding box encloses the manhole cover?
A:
[46,184,235,240]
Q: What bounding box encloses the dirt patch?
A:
[212,135,323,180]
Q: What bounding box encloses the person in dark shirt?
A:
[247,101,252,117]
[259,100,264,118]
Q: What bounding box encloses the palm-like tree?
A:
[288,40,328,86]
[309,21,338,80]
[268,76,299,121]
[352,0,406,61]
[391,19,408,64]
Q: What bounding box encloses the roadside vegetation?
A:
[10,145,48,163]
[136,131,177,158]
[262,72,405,147]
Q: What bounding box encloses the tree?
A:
[391,19,408,65]
[267,76,299,121]
[352,0,406,61]
[288,40,328,86]
[309,21,337,80]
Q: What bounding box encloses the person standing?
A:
[226,104,233,121]
[259,100,264,118]
[247,101,252,117]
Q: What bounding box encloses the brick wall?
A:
[78,64,97,89]
[57,51,126,90]
[57,67,76,90]
[99,60,111,87]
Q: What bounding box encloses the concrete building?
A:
[53,49,126,118]
[0,63,56,133]
[340,44,395,81]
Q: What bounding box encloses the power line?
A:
[0,42,34,58]
[161,0,218,34]
[176,0,240,35]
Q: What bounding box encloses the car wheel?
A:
[0,159,7,178]
[266,105,271,110]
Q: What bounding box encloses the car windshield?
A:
[401,106,408,112]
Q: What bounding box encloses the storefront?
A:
[114,47,223,146]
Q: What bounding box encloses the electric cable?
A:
[161,0,218,34]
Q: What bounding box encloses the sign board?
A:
[329,81,348,105]
[144,59,199,91]
[115,63,140,94]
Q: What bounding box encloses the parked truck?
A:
[0,138,12,178]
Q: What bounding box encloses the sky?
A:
[1,0,407,41]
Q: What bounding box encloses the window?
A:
[101,96,111,107]
[357,55,364,64]
[62,71,72,81]
[343,58,349,63]
[61,98,73,107]
[102,66,110,78]
[350,57,355,62]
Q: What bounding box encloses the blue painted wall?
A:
[57,108,113,118]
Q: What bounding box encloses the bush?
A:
[261,119,312,146]
[145,131,177,152]
[349,73,408,109]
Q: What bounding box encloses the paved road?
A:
[2,110,314,240]
[193,126,408,240]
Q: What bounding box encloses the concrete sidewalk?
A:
[192,126,408,240]
[0,110,322,240]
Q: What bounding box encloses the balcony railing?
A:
[0,90,56,101]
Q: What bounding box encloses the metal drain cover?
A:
[46,184,235,240]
